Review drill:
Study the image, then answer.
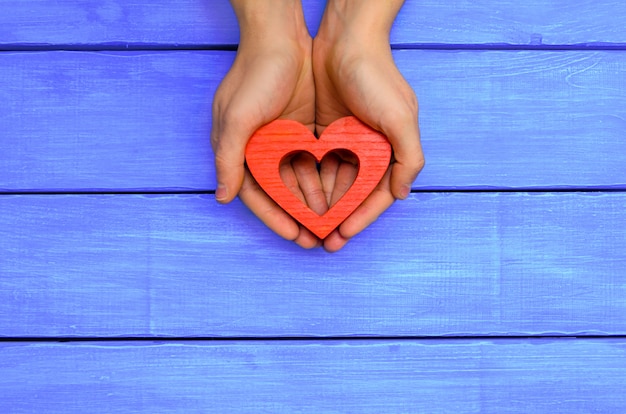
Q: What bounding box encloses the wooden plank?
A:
[1,339,625,412]
[1,193,625,337]
[1,50,625,192]
[1,0,625,47]
[0,51,225,192]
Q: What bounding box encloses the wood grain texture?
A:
[1,50,625,192]
[246,117,391,239]
[0,51,222,192]
[1,193,625,337]
[2,0,623,409]
[1,339,625,413]
[0,0,625,47]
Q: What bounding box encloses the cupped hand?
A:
[211,3,323,248]
[312,3,425,252]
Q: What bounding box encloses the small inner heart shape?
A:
[245,116,391,239]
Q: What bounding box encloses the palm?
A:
[311,36,422,251]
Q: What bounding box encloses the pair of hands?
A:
[211,0,424,252]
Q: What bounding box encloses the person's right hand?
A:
[211,1,324,248]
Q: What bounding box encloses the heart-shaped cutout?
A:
[245,116,391,239]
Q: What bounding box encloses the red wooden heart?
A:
[245,116,391,239]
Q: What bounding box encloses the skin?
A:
[211,0,322,249]
[212,0,424,252]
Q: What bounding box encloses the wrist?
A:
[318,0,403,43]
[231,0,310,49]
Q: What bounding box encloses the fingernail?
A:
[216,184,228,202]
[399,184,411,200]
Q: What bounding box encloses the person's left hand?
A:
[311,3,425,252]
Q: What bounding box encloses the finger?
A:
[212,116,254,204]
[320,153,340,206]
[291,153,328,215]
[323,229,350,253]
[383,117,424,200]
[338,166,395,239]
[280,154,325,248]
[238,170,300,241]
[329,157,358,207]
[294,226,323,250]
[280,155,307,205]
[243,166,322,249]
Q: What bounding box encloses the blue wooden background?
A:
[1,0,625,412]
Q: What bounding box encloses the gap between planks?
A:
[2,335,626,343]
[2,43,626,52]
[1,188,626,196]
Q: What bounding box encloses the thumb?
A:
[384,120,425,200]
[212,123,251,204]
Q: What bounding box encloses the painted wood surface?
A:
[1,0,626,47]
[2,0,625,410]
[1,193,624,337]
[1,339,626,413]
[2,50,625,192]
